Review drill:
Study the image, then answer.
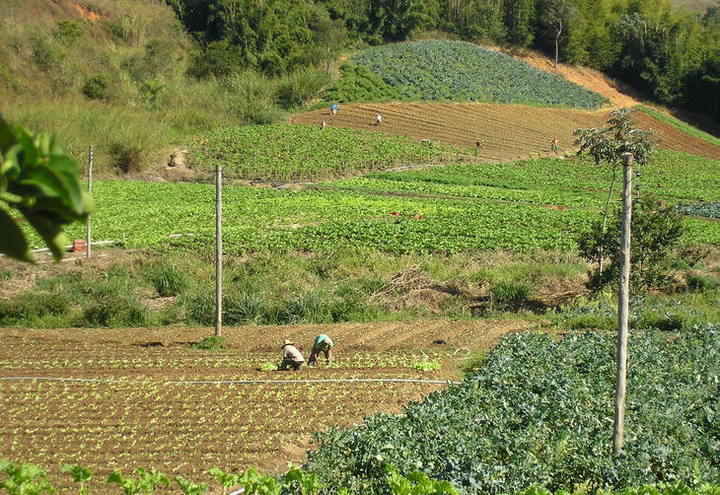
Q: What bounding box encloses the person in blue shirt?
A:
[331,103,339,115]
[308,334,334,365]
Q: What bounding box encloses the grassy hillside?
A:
[0,0,303,175]
[325,41,608,109]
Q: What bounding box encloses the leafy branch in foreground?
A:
[0,115,92,262]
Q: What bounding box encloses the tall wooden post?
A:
[215,164,223,337]
[613,152,634,454]
[86,146,93,259]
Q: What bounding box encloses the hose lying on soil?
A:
[0,376,461,385]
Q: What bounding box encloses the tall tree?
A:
[537,0,577,67]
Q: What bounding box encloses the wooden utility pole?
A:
[613,152,634,454]
[86,146,93,259]
[214,164,223,337]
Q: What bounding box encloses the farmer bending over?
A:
[280,339,305,371]
[308,334,334,365]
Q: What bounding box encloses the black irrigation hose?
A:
[0,376,461,386]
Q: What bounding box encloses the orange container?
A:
[72,239,87,252]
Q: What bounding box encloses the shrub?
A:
[579,196,684,291]
[490,280,533,309]
[82,74,113,101]
[109,142,145,173]
[276,68,330,109]
[148,265,188,297]
[81,296,148,327]
[686,274,719,292]
[55,20,85,44]
[107,15,147,46]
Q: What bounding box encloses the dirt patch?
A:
[68,1,102,21]
[500,48,641,108]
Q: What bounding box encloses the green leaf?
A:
[21,209,68,262]
[0,207,34,262]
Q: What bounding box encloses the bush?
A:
[107,15,147,46]
[276,68,330,109]
[81,296,148,327]
[490,280,533,309]
[686,274,719,292]
[109,142,146,173]
[0,293,71,325]
[578,196,684,291]
[82,74,113,101]
[148,265,188,297]
[189,336,226,350]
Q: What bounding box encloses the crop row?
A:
[189,124,457,181]
[677,201,720,219]
[0,379,438,485]
[21,151,719,254]
[304,325,720,494]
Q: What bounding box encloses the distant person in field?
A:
[279,340,305,371]
[551,138,560,154]
[475,140,484,155]
[320,120,327,129]
[375,114,383,126]
[331,103,339,115]
[307,334,334,365]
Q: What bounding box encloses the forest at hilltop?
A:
[167,0,720,124]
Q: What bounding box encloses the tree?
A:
[574,108,655,277]
[504,0,535,47]
[0,115,91,262]
[578,196,684,291]
[538,0,577,67]
[310,5,348,73]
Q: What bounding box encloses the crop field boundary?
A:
[0,376,461,386]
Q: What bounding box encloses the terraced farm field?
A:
[20,150,720,255]
[0,320,530,490]
[292,103,720,162]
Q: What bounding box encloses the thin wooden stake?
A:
[86,146,93,259]
[215,164,223,337]
[613,152,634,454]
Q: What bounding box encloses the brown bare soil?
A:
[499,48,642,108]
[0,320,532,490]
[292,102,720,161]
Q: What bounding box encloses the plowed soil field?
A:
[292,103,720,161]
[0,319,533,491]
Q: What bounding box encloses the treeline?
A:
[166,0,720,124]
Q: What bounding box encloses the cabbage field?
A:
[326,41,608,109]
[678,202,720,219]
[304,325,720,494]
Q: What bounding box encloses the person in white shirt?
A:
[280,340,305,371]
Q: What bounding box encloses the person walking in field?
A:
[331,103,339,115]
[307,334,334,366]
[279,340,305,371]
[320,120,327,129]
[475,140,484,155]
[375,114,383,126]
[551,138,560,154]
